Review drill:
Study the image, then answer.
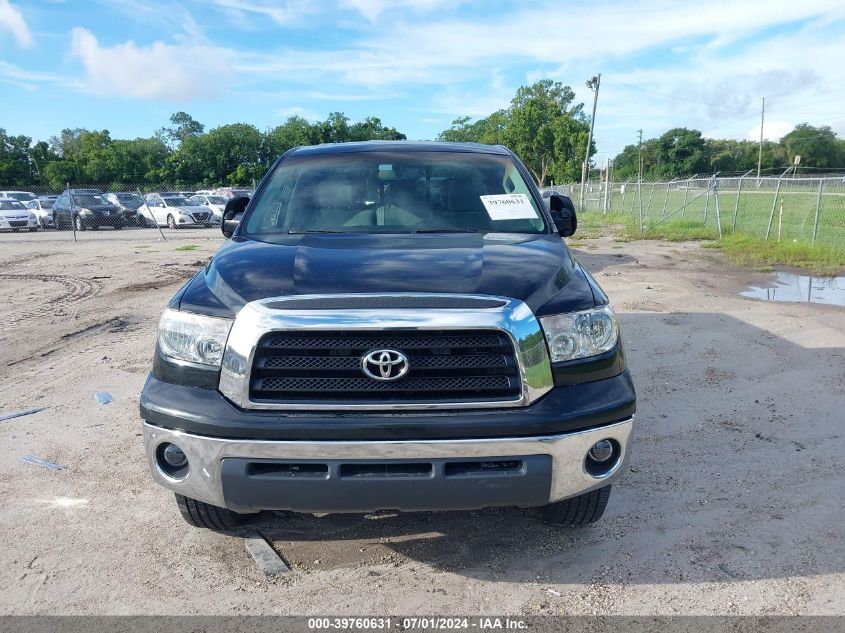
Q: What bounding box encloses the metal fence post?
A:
[713,178,722,238]
[661,181,671,219]
[703,179,711,224]
[681,180,689,218]
[764,177,783,240]
[638,179,644,235]
[812,178,823,245]
[67,182,77,243]
[137,187,167,241]
[732,176,743,232]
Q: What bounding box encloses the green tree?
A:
[348,117,406,142]
[161,112,204,148]
[437,111,508,145]
[264,116,319,160]
[502,80,590,185]
[781,124,842,169]
[167,123,264,185]
[0,129,34,185]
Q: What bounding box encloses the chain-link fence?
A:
[0,183,251,238]
[555,174,845,251]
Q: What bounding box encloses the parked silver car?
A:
[0,198,39,232]
[140,194,215,228]
[26,198,55,228]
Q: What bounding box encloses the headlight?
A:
[540,305,619,363]
[29,213,37,221]
[79,208,92,215]
[158,308,233,367]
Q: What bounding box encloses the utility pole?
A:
[580,73,601,209]
[756,97,765,182]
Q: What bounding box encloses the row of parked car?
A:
[0,188,252,232]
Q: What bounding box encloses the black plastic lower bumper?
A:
[221,455,552,512]
[139,370,636,441]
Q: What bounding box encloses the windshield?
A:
[72,194,109,206]
[39,200,54,209]
[0,200,25,210]
[116,193,144,208]
[163,197,193,207]
[243,151,547,238]
[207,196,226,204]
[7,192,36,202]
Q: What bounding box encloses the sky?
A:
[2,0,845,163]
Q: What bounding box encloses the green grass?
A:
[601,184,845,250]
[575,182,845,274]
[174,244,199,251]
[703,234,845,276]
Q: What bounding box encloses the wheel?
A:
[167,214,177,229]
[29,227,38,232]
[174,494,248,530]
[74,215,86,231]
[12,228,20,232]
[537,485,611,527]
[138,214,148,228]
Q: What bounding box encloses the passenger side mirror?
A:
[222,195,249,238]
[548,193,577,237]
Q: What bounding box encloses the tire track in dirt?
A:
[0,273,103,324]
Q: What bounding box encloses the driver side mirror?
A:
[222,195,249,238]
[548,193,577,237]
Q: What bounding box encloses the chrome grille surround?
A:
[219,293,554,411]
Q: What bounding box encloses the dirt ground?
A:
[0,228,842,615]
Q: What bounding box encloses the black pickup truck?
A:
[140,141,636,530]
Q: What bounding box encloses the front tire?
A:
[174,494,248,530]
[167,214,177,230]
[537,485,611,527]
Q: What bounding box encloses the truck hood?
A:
[179,232,598,318]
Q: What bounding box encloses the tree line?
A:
[2,79,843,191]
[0,112,405,191]
[609,125,845,180]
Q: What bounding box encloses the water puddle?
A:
[741,272,845,307]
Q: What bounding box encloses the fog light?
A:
[584,438,620,477]
[156,442,189,479]
[162,443,187,468]
[589,439,614,463]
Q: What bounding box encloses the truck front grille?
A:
[249,329,521,404]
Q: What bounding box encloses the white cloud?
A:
[0,60,66,90]
[342,0,466,22]
[745,120,794,142]
[69,27,234,99]
[208,0,315,25]
[276,105,321,121]
[0,0,32,47]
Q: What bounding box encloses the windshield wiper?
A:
[287,229,348,234]
[413,228,482,233]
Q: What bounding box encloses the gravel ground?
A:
[0,229,842,615]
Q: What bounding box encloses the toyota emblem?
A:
[361,349,409,381]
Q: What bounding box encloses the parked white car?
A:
[139,194,216,229]
[26,198,55,228]
[0,198,39,232]
[0,190,38,204]
[189,194,227,219]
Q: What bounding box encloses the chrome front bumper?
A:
[143,417,634,512]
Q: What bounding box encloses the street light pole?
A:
[580,73,601,210]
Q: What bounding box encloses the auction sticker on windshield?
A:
[479,194,538,220]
